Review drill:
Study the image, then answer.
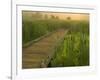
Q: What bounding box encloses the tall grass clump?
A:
[22,19,70,44]
[49,21,89,67]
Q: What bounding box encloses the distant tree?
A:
[67,16,71,20]
[51,15,55,19]
[55,16,59,19]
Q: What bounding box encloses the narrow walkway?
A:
[22,29,67,69]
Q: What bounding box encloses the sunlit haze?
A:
[22,11,89,21]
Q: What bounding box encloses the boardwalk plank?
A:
[22,29,67,69]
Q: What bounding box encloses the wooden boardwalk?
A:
[22,29,67,69]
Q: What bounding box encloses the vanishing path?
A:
[22,29,67,69]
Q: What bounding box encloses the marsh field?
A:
[22,11,89,68]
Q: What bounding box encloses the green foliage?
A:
[49,21,89,67]
[22,20,48,44]
[22,12,89,67]
[22,19,70,44]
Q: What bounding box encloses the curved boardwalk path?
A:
[22,29,67,69]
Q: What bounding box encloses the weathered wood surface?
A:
[22,29,67,69]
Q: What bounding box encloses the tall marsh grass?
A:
[49,21,89,67]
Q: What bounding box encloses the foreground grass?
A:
[49,33,89,67]
[49,21,89,67]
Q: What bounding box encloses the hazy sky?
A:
[43,12,89,21]
[22,11,89,21]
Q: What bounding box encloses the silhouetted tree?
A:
[51,15,55,19]
[55,16,59,19]
[67,16,71,20]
